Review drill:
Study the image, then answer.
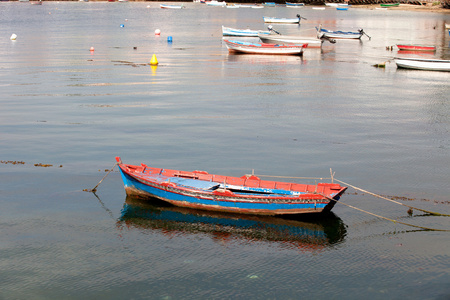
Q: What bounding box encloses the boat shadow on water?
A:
[117,195,347,251]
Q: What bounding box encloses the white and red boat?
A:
[223,39,307,55]
[396,44,436,52]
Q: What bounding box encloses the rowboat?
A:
[223,39,307,55]
[264,2,276,6]
[336,6,348,10]
[258,34,323,48]
[286,2,305,7]
[316,26,369,39]
[325,2,348,6]
[394,57,450,72]
[160,4,185,9]
[116,157,346,216]
[222,26,269,37]
[206,0,226,6]
[263,14,305,24]
[380,2,399,6]
[30,0,42,4]
[258,28,326,48]
[396,44,436,52]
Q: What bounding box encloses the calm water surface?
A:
[1,2,449,299]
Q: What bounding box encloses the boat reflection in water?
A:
[118,196,347,252]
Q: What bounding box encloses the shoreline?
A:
[353,3,450,13]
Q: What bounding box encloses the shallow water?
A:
[1,2,450,299]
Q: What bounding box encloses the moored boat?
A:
[222,26,269,37]
[258,28,326,48]
[206,0,227,6]
[396,44,436,52]
[258,34,323,48]
[380,2,399,6]
[160,4,185,9]
[263,14,305,24]
[116,157,346,216]
[394,57,450,72]
[223,39,307,55]
[286,2,305,7]
[316,26,369,39]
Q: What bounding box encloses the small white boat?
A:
[206,0,227,6]
[258,33,323,48]
[222,26,269,37]
[394,57,450,72]
[286,2,305,7]
[263,14,305,24]
[316,26,370,40]
[223,39,307,55]
[312,6,326,10]
[160,4,185,9]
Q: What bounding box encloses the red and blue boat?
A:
[116,157,347,216]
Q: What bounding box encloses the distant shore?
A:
[353,3,450,13]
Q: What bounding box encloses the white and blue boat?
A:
[263,14,305,24]
[316,26,370,39]
[285,2,305,7]
[222,26,269,37]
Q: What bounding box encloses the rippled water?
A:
[1,2,449,299]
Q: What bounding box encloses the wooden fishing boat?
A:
[222,26,269,37]
[263,14,305,24]
[116,157,346,216]
[316,26,368,39]
[336,6,348,10]
[380,2,399,6]
[160,4,185,9]
[258,33,324,48]
[223,39,307,55]
[286,2,305,7]
[396,44,436,52]
[394,57,450,72]
[264,2,276,6]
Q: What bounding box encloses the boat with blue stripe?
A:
[116,157,347,216]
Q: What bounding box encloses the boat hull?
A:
[117,158,346,216]
[396,44,435,51]
[263,17,301,24]
[394,57,450,72]
[317,28,362,39]
[222,26,269,37]
[223,39,306,55]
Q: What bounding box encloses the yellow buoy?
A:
[150,54,158,65]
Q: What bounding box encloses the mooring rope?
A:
[255,173,449,217]
[84,162,118,193]
[333,178,450,217]
[319,193,450,232]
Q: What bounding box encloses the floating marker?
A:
[90,47,95,51]
[10,34,17,40]
[150,54,158,65]
[167,36,172,43]
[120,24,125,28]
[155,29,161,36]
